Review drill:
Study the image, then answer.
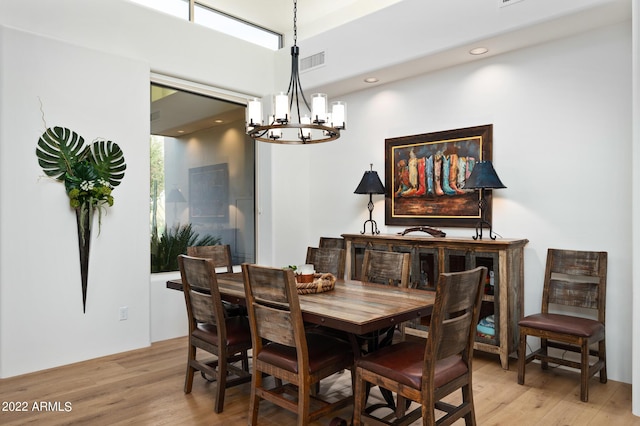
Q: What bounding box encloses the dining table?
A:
[167,271,436,415]
[166,272,435,336]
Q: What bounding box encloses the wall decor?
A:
[36,126,126,313]
[189,163,229,222]
[385,124,492,228]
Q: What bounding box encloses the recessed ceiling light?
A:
[469,47,489,55]
[364,77,379,83]
[177,130,185,133]
[214,119,224,124]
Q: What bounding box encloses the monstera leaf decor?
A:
[36,126,126,313]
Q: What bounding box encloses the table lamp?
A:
[354,164,385,235]
[464,160,506,240]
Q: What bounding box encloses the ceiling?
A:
[151,0,631,137]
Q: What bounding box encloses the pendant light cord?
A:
[293,0,297,47]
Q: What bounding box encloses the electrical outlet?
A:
[119,306,128,321]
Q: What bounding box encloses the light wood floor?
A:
[1,337,638,425]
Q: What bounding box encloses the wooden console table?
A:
[342,233,528,369]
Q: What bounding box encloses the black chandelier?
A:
[245,0,346,144]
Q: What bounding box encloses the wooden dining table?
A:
[168,271,436,415]
[166,272,435,336]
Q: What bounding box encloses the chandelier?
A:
[246,0,346,144]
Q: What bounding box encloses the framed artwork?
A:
[385,124,492,228]
[189,163,229,222]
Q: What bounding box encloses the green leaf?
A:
[88,140,126,187]
[36,127,88,181]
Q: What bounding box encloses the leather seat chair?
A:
[178,254,251,413]
[517,249,607,402]
[241,263,354,426]
[353,266,487,425]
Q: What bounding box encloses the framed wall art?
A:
[189,163,229,222]
[385,124,492,228]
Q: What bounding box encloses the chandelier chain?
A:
[293,0,297,46]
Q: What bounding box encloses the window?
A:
[129,0,281,50]
[150,82,255,272]
[193,4,281,51]
[129,0,188,20]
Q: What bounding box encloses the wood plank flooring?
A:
[1,337,638,425]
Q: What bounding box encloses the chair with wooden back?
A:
[305,246,346,279]
[178,255,252,413]
[361,250,411,343]
[517,248,607,402]
[241,264,354,426]
[353,266,487,426]
[319,237,346,249]
[187,244,244,316]
[361,250,410,288]
[186,244,233,273]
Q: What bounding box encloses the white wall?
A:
[0,27,151,376]
[271,22,634,384]
[0,0,275,378]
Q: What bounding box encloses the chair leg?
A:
[540,338,548,370]
[580,339,589,402]
[422,394,436,426]
[298,380,311,426]
[248,370,262,426]
[462,383,476,426]
[353,368,366,426]
[184,344,196,393]
[599,339,607,383]
[517,333,527,385]
[214,356,227,413]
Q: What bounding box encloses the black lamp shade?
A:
[354,170,385,194]
[464,161,506,189]
[166,187,186,203]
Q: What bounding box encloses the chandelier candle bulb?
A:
[311,93,327,123]
[274,92,289,122]
[331,101,346,129]
[247,98,262,128]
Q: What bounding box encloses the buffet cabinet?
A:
[342,233,528,369]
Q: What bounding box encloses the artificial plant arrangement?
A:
[36,126,126,313]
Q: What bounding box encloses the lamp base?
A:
[361,219,380,235]
[472,219,497,240]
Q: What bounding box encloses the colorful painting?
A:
[385,125,493,228]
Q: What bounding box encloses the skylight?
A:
[129,0,281,51]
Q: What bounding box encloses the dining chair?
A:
[305,246,346,279]
[319,236,346,249]
[517,249,607,402]
[186,244,233,273]
[361,250,411,342]
[178,255,252,413]
[241,263,354,426]
[187,244,244,316]
[353,266,487,426]
[361,250,411,288]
